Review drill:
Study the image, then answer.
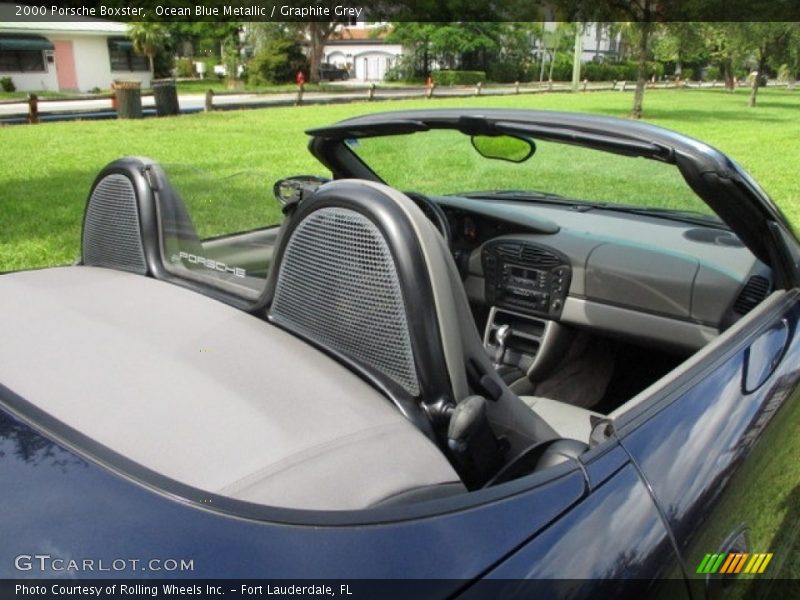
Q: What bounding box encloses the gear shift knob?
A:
[494,324,512,366]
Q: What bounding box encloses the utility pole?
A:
[571,23,584,92]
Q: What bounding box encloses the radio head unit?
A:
[482,240,571,319]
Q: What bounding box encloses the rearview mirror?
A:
[471,135,535,163]
[273,175,331,206]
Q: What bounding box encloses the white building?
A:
[0,11,151,93]
[322,23,402,82]
[579,23,622,62]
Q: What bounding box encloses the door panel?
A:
[53,40,78,92]
[618,294,800,598]
[469,463,687,599]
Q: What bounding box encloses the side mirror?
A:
[273,175,331,206]
[471,134,535,163]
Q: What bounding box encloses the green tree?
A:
[623,19,658,119]
[653,22,708,78]
[305,21,341,83]
[707,23,798,106]
[164,22,241,58]
[430,23,503,71]
[538,23,575,83]
[248,34,308,85]
[489,22,544,82]
[738,23,796,107]
[701,23,745,90]
[249,18,343,83]
[128,22,170,75]
[387,23,445,76]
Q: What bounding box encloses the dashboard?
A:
[197,190,773,354]
[436,195,773,352]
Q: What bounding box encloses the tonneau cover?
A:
[0,267,462,509]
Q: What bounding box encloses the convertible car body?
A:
[2,109,799,596]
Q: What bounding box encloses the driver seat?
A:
[263,179,576,486]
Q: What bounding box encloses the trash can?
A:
[114,80,142,119]
[152,78,180,116]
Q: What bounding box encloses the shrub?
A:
[679,68,695,81]
[384,55,419,82]
[648,61,665,80]
[175,58,195,78]
[0,77,15,92]
[580,60,663,82]
[702,66,720,81]
[432,70,485,86]
[486,61,527,84]
[248,38,308,85]
[548,54,575,81]
[583,62,617,81]
[205,56,221,79]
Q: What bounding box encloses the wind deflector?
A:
[492,121,675,162]
[306,120,429,140]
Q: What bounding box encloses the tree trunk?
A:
[307,22,337,84]
[308,23,324,84]
[722,59,734,91]
[539,48,546,82]
[749,54,765,107]
[630,22,651,119]
[571,25,583,92]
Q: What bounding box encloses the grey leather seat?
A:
[264,179,564,485]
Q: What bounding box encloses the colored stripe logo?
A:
[697,552,773,575]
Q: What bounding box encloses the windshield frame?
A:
[308,109,789,271]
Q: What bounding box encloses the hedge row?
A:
[432,70,486,85]
[581,61,665,82]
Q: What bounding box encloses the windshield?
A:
[345,129,715,217]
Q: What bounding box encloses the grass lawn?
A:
[1,86,799,272]
[0,90,77,101]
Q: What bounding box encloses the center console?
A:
[481,239,574,384]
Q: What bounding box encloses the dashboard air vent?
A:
[495,243,522,260]
[733,275,770,315]
[521,245,560,267]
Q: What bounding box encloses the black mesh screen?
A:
[271,207,420,396]
[82,174,147,274]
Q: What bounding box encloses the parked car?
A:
[1,109,799,596]
[318,62,350,81]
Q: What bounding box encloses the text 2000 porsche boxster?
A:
[1,109,799,597]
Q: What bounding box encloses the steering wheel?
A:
[404,191,452,247]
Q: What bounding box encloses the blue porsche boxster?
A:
[1,109,798,598]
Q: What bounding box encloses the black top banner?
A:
[2,0,800,22]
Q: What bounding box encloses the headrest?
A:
[266,179,457,427]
